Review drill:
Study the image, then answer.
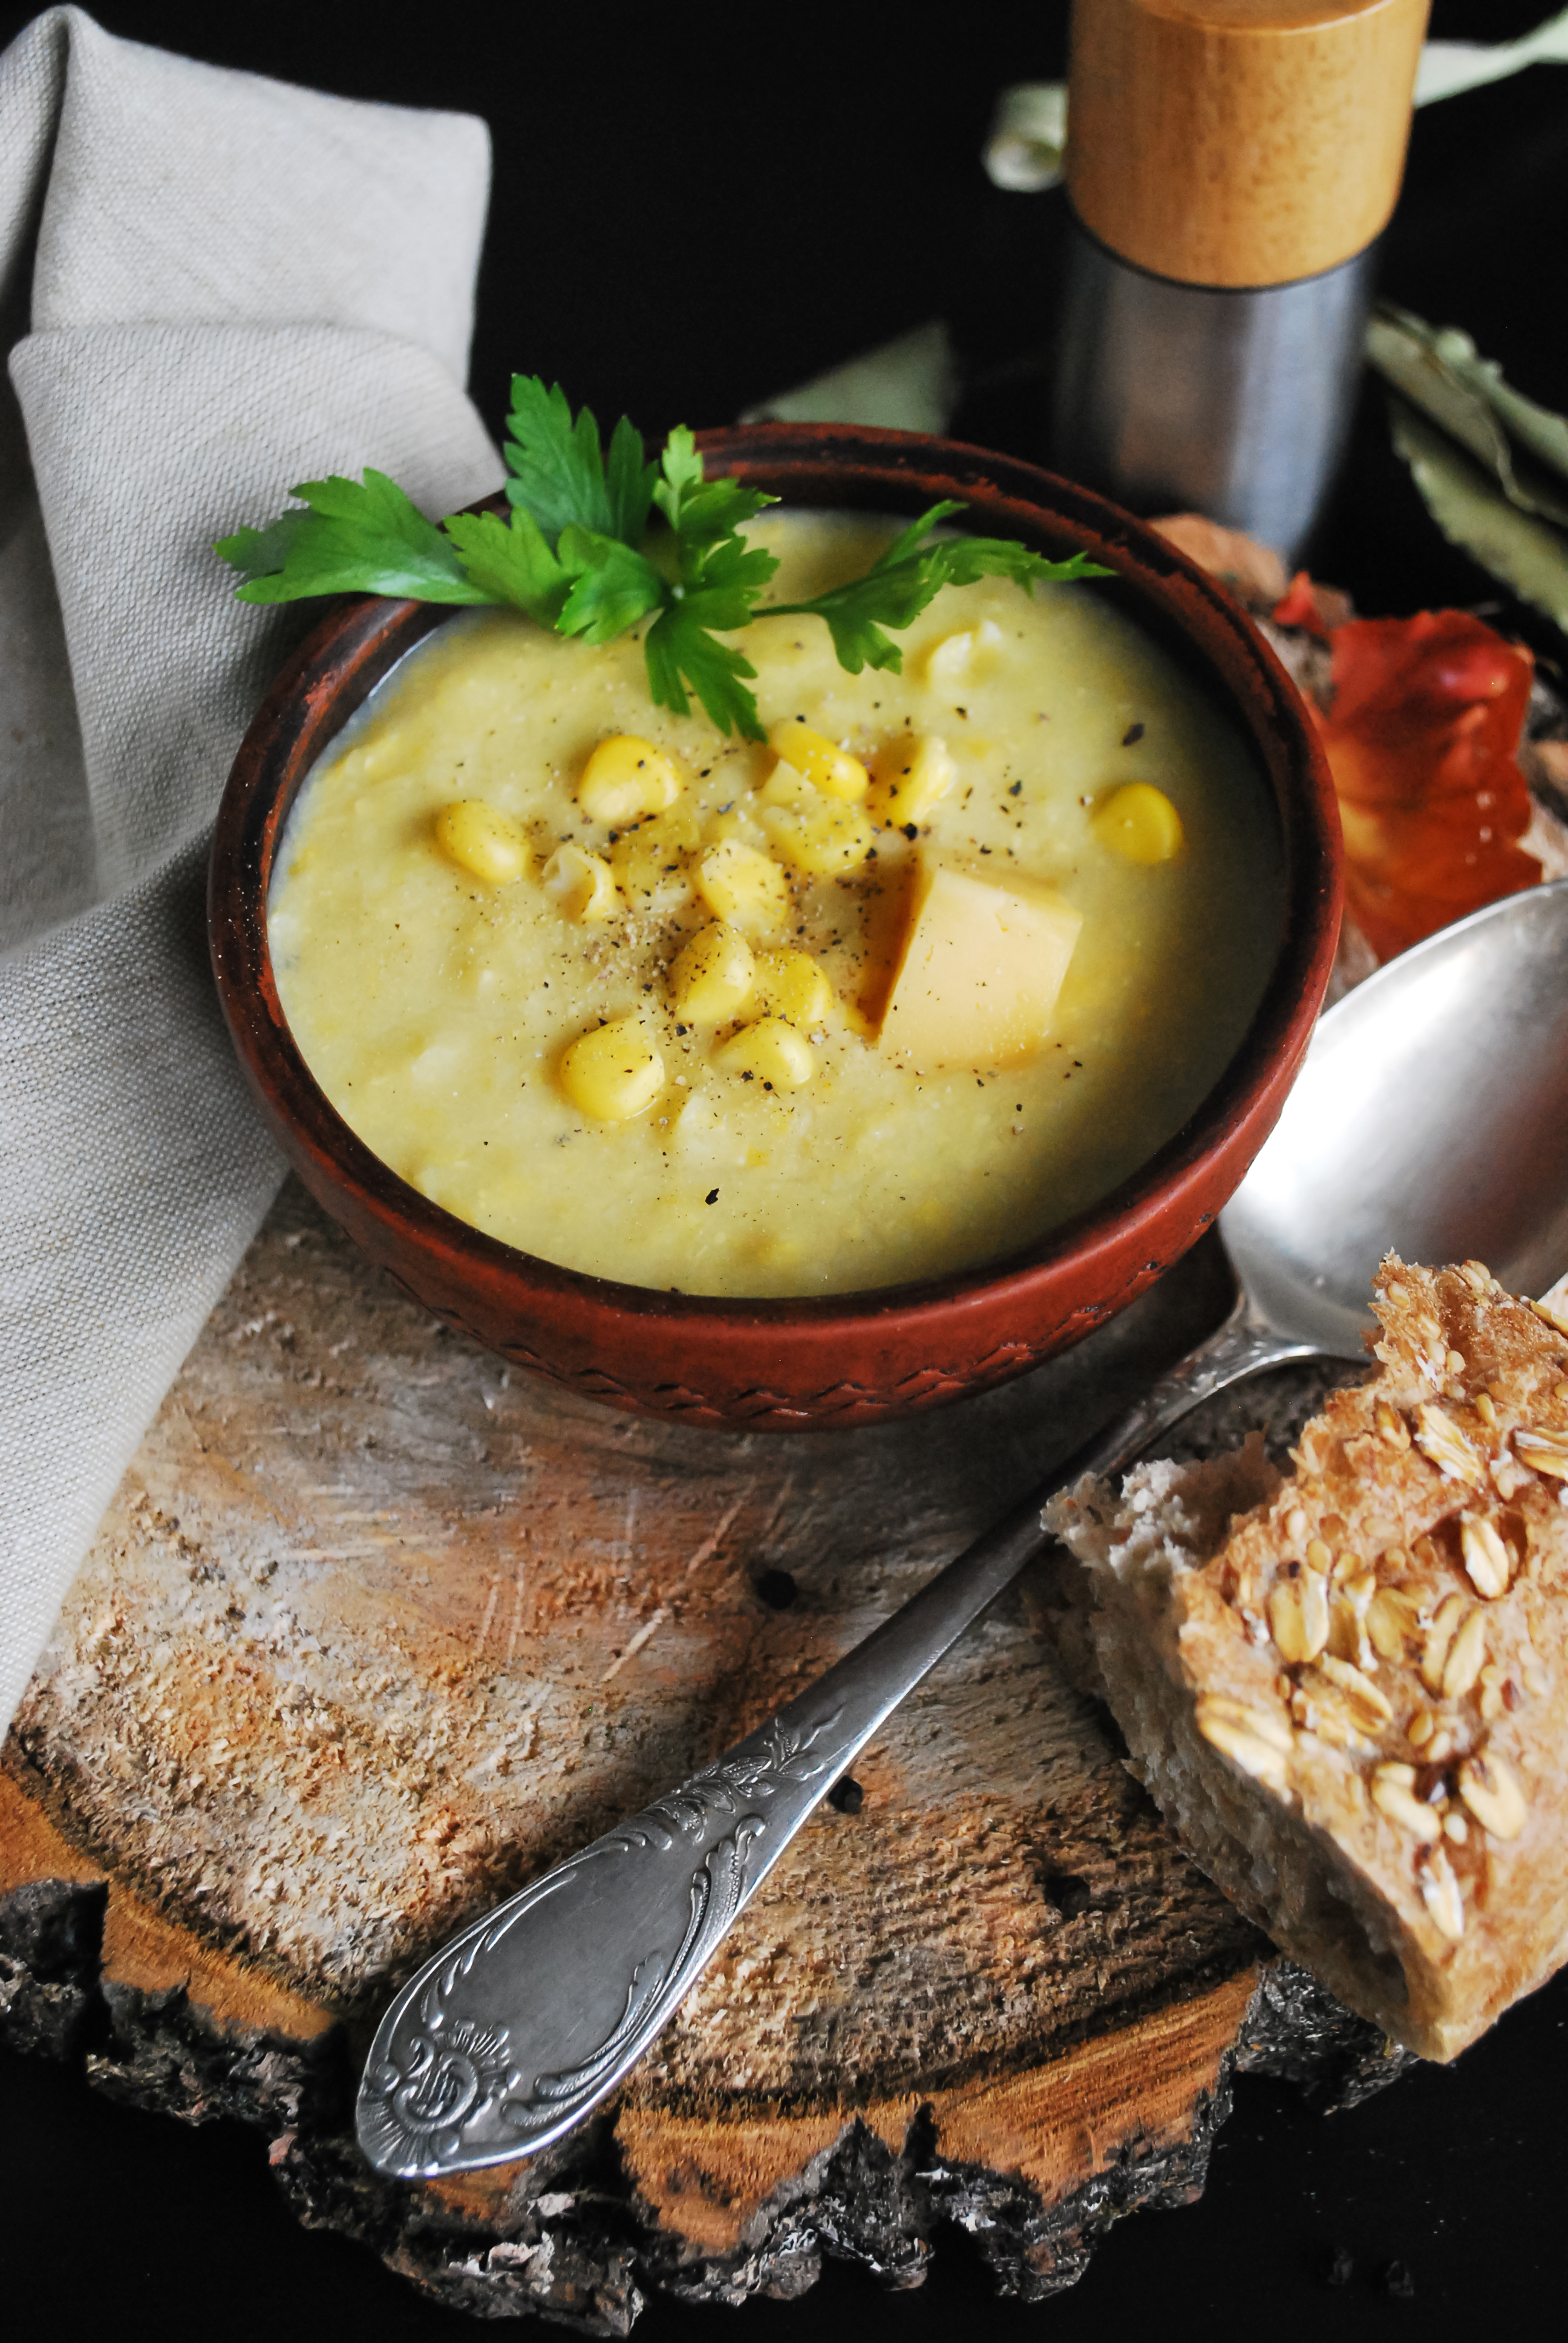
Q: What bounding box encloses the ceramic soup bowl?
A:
[209,424,1341,1430]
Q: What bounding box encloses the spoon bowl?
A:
[1224,877,1568,1360]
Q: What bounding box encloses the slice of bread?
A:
[1045,1259,1568,2060]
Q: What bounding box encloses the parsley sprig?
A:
[216,379,1109,739]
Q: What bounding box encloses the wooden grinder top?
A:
[1066,0,1431,288]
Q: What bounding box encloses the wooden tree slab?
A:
[0,1178,1405,2331]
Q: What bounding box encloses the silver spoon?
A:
[357,878,1568,2180]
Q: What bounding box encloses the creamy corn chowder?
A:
[269,513,1283,1297]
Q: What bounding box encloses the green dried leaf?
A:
[1368,306,1568,532]
[1388,394,1568,634]
[1429,325,1568,492]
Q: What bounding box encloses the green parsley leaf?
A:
[763,500,1111,672]
[762,500,961,673]
[653,426,778,566]
[938,536,1109,592]
[674,527,780,623]
[631,427,780,731]
[644,603,763,739]
[603,414,659,546]
[217,386,1110,739]
[503,376,658,546]
[555,527,666,643]
[216,470,489,605]
[215,510,312,586]
[439,506,569,621]
[650,425,707,532]
[872,499,969,565]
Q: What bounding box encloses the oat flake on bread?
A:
[1045,1258,1568,2062]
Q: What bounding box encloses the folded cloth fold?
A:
[0,8,505,1732]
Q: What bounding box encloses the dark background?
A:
[3,2,1567,2338]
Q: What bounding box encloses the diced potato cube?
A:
[716,1017,816,1090]
[758,759,815,808]
[578,735,684,824]
[761,797,874,876]
[559,1017,664,1119]
[767,721,869,801]
[434,800,529,885]
[751,947,833,1029]
[694,839,791,932]
[880,857,1081,1068]
[668,923,756,1022]
[541,842,618,921]
[868,736,956,828]
[701,806,750,845]
[610,803,700,911]
[1091,782,1184,863]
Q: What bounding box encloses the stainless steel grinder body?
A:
[1053,218,1378,563]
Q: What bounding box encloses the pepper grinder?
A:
[1053,0,1430,563]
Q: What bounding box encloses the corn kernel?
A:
[577,735,684,824]
[558,1017,664,1120]
[668,924,756,1022]
[924,618,1002,688]
[751,947,833,1028]
[610,803,699,911]
[1091,782,1184,864]
[694,838,790,932]
[868,735,956,828]
[762,796,874,876]
[767,721,868,801]
[434,800,529,885]
[716,1017,816,1090]
[541,842,618,922]
[927,634,970,683]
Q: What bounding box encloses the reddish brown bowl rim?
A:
[209,424,1341,1424]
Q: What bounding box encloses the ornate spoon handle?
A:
[358,1298,1314,2178]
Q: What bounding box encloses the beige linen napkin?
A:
[0,8,506,1731]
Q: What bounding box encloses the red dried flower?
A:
[1313,611,1541,960]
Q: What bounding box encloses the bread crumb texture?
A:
[1047,1259,1568,2061]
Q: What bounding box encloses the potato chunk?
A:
[694,839,790,932]
[760,796,874,876]
[751,946,833,1029]
[880,857,1081,1068]
[610,803,699,911]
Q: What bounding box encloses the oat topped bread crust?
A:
[1047,1259,1568,2061]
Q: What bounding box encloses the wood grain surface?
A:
[1067,0,1431,286]
[0,1178,1404,2328]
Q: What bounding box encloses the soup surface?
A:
[269,513,1284,1296]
